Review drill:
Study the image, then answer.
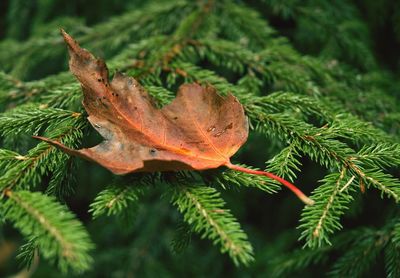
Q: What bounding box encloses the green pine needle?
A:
[170,184,254,266]
[2,190,94,273]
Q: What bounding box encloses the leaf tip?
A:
[60,28,73,46]
[60,29,90,61]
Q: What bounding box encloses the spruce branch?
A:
[90,182,146,219]
[299,169,356,248]
[251,112,354,169]
[0,1,194,80]
[45,157,76,199]
[357,143,400,169]
[0,148,21,174]
[207,165,280,194]
[385,243,400,278]
[393,221,400,246]
[171,221,192,254]
[328,228,386,277]
[269,246,330,278]
[266,143,303,182]
[16,237,38,270]
[0,119,85,191]
[226,163,314,205]
[360,169,400,202]
[0,72,76,109]
[1,190,93,273]
[123,1,216,85]
[0,105,82,137]
[217,0,274,49]
[252,110,400,202]
[1,0,400,274]
[170,184,254,266]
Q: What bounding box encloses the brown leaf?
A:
[35,30,314,205]
[35,30,248,175]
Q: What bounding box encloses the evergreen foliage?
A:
[170,183,254,265]
[0,0,399,276]
[2,190,93,273]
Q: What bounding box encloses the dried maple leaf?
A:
[35,30,313,205]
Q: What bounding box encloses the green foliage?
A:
[328,228,383,277]
[0,105,81,137]
[210,166,280,193]
[0,117,85,191]
[385,243,400,278]
[90,180,147,219]
[299,170,356,248]
[170,184,254,266]
[268,246,329,277]
[266,222,400,278]
[0,0,400,276]
[1,190,93,273]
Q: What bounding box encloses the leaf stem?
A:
[226,163,315,206]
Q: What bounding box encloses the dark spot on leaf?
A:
[207,125,216,132]
[224,123,233,130]
[149,149,157,156]
[97,79,101,82]
[173,116,178,120]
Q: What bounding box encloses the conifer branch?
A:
[227,163,314,205]
[360,169,400,202]
[393,222,400,246]
[1,190,93,273]
[266,143,302,182]
[385,243,400,278]
[0,106,82,137]
[0,119,85,191]
[299,169,355,248]
[208,165,280,194]
[269,247,330,278]
[328,228,386,277]
[90,183,146,218]
[1,0,400,274]
[217,0,274,49]
[170,184,254,265]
